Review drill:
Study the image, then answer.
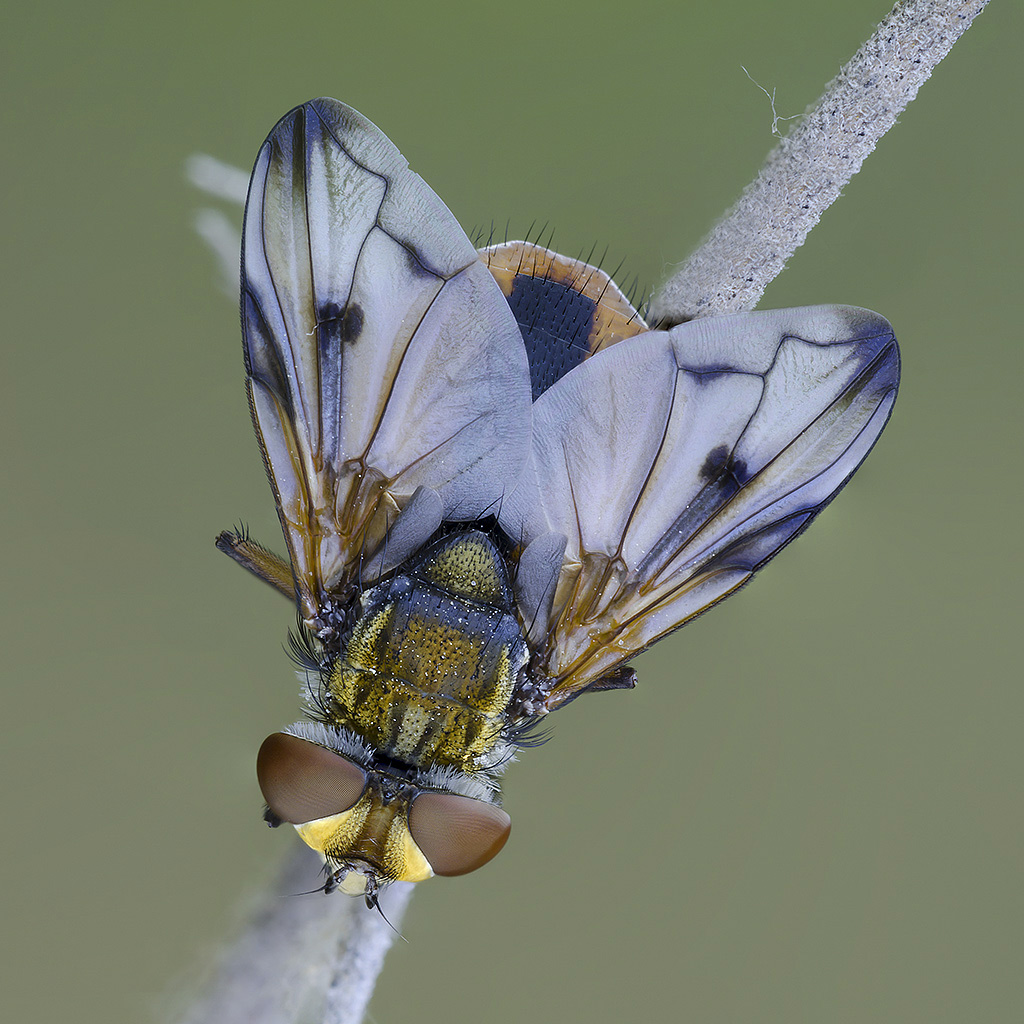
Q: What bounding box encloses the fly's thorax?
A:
[257,731,511,890]
[324,530,530,773]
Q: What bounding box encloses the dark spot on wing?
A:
[317,300,364,350]
[403,242,443,280]
[700,444,750,487]
[311,97,358,140]
[683,366,748,382]
[703,507,816,575]
[506,274,597,400]
[318,300,344,321]
[700,444,729,480]
[242,288,295,421]
[637,444,754,578]
[269,107,305,186]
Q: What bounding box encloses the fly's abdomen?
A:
[326,531,529,772]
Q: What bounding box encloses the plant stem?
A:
[649,0,991,324]
[176,844,412,1024]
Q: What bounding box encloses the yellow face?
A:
[257,731,511,896]
[295,791,434,888]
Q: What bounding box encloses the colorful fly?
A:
[218,98,899,905]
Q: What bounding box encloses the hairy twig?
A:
[176,844,412,1024]
[184,2,987,1021]
[649,0,991,325]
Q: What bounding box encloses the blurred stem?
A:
[176,844,412,1024]
[649,0,991,325]
[184,2,987,1022]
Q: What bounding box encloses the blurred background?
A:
[2,1,1020,1022]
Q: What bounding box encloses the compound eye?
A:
[257,733,367,824]
[408,792,511,876]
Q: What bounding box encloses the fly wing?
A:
[499,306,899,707]
[241,99,532,626]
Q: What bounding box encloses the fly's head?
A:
[257,730,512,899]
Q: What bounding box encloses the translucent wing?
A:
[498,306,899,707]
[241,99,532,627]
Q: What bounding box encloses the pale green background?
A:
[2,1,1020,1022]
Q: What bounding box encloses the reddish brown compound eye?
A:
[257,733,367,824]
[408,791,511,876]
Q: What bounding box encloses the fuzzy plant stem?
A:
[182,3,987,1022]
[176,844,413,1024]
[648,0,991,325]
